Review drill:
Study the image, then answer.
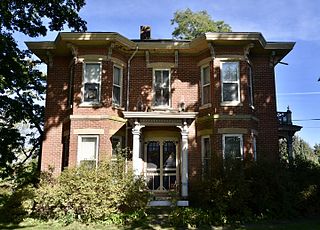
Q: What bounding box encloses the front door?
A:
[145,140,178,192]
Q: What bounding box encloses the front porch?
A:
[123,111,198,206]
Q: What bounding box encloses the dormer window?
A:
[153,69,170,107]
[83,62,101,103]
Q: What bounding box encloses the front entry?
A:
[144,140,178,193]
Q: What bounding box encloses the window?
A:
[223,134,243,160]
[111,136,123,156]
[112,65,122,106]
[153,69,170,107]
[83,63,101,103]
[77,135,99,168]
[252,135,257,161]
[221,61,240,104]
[61,137,69,171]
[201,65,211,105]
[201,136,211,178]
[248,64,254,108]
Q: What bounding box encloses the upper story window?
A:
[223,134,243,160]
[153,69,170,107]
[77,135,99,168]
[201,65,211,105]
[248,64,254,108]
[221,61,240,105]
[112,65,123,106]
[83,62,101,104]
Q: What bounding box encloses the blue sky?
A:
[18,0,320,147]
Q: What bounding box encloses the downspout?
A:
[126,45,139,111]
[125,45,139,162]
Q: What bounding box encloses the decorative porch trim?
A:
[123,111,198,119]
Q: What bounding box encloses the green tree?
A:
[171,8,232,40]
[0,0,87,178]
[293,136,318,163]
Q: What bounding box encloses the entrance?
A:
[144,140,178,192]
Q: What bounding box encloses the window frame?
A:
[201,64,211,105]
[248,64,254,108]
[112,64,123,107]
[201,135,211,179]
[77,135,99,167]
[252,135,257,161]
[152,69,171,108]
[220,61,241,106]
[82,62,102,105]
[222,134,243,160]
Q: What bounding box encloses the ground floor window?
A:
[77,135,99,168]
[201,136,211,178]
[223,134,243,160]
[111,136,123,156]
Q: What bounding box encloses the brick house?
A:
[26,30,300,203]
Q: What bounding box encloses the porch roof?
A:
[122,111,198,119]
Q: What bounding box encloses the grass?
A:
[0,216,319,230]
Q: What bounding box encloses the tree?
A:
[171,8,232,40]
[0,0,87,178]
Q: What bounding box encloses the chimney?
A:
[140,26,151,40]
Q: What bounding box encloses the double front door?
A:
[144,139,179,192]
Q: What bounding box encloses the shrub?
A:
[31,157,150,224]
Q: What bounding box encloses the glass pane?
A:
[163,141,176,168]
[84,83,99,102]
[163,175,176,190]
[223,83,238,102]
[162,88,169,106]
[113,66,121,86]
[147,141,160,169]
[85,63,100,82]
[80,137,97,160]
[163,70,169,87]
[202,66,210,85]
[155,71,161,84]
[112,86,121,105]
[203,138,211,158]
[224,136,241,159]
[203,85,210,104]
[222,62,238,81]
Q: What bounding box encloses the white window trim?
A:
[222,134,243,160]
[220,61,241,106]
[81,62,102,105]
[112,64,123,107]
[201,135,211,178]
[77,135,99,167]
[152,69,171,108]
[201,65,211,105]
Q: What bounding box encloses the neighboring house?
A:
[26,29,300,204]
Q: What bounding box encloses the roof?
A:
[25,31,295,64]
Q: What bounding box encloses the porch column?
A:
[132,121,144,176]
[178,122,189,198]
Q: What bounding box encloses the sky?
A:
[17,0,320,147]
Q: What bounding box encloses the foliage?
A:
[31,157,149,225]
[186,158,320,226]
[171,8,232,39]
[0,0,87,179]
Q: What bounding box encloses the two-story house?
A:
[26,30,298,203]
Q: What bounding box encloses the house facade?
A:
[27,31,296,200]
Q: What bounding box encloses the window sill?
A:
[79,102,102,108]
[220,102,243,107]
[112,105,125,110]
[199,103,212,110]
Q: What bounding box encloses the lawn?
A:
[0,217,319,230]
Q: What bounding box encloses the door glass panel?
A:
[163,141,176,190]
[146,141,160,190]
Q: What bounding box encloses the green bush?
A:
[189,158,320,225]
[31,157,150,224]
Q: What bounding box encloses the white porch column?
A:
[132,121,144,176]
[178,122,189,198]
